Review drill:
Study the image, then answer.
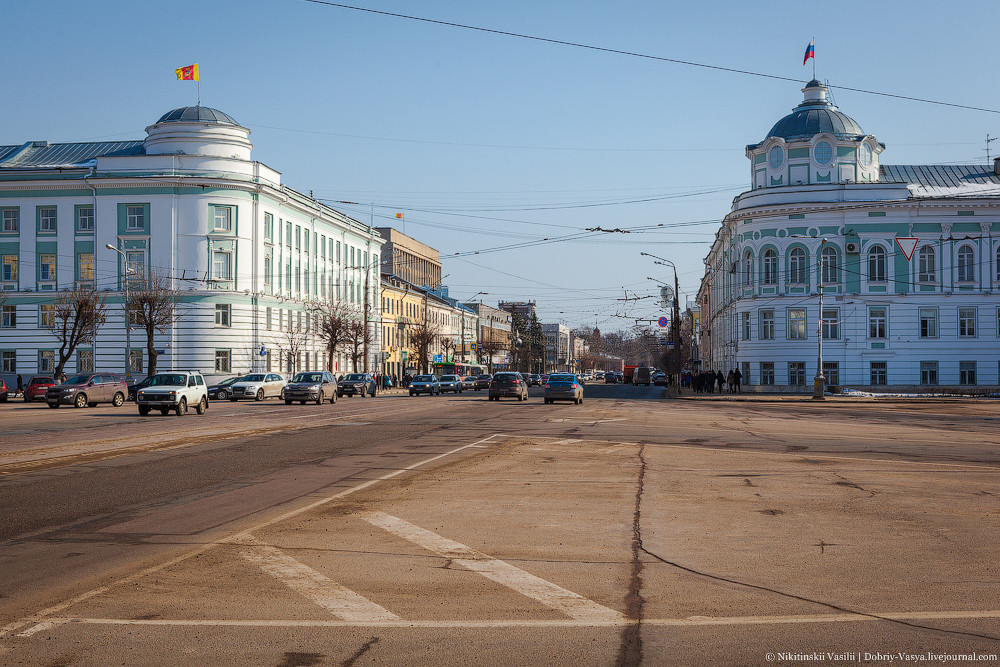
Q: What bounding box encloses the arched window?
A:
[821,246,839,285]
[957,245,975,282]
[762,248,777,285]
[744,251,753,287]
[788,247,807,284]
[917,246,937,282]
[867,245,887,282]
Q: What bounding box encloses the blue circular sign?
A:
[658,317,669,328]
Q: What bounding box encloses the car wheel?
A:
[48,403,59,408]
[409,391,414,396]
[160,408,170,415]
[316,391,324,405]
[230,397,238,402]
[217,389,228,400]
[112,392,125,407]
[138,406,150,416]
[299,400,306,405]
[176,397,187,416]
[255,389,265,401]
[360,388,366,398]
[23,394,29,402]
[196,397,207,415]
[330,392,337,404]
[75,393,88,408]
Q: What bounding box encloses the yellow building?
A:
[380,275,424,381]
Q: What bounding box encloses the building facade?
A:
[375,227,442,289]
[0,105,382,382]
[698,81,1000,391]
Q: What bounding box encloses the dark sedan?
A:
[488,372,528,402]
[207,375,245,401]
[338,373,377,398]
[544,373,584,405]
[473,374,492,390]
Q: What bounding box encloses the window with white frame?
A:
[920,361,938,385]
[821,246,839,284]
[788,308,806,340]
[129,350,143,374]
[2,208,18,233]
[919,307,938,338]
[868,306,887,339]
[212,250,232,282]
[743,251,753,287]
[126,250,145,284]
[39,304,55,328]
[761,248,777,285]
[39,207,57,233]
[215,350,231,373]
[959,307,976,337]
[822,361,839,386]
[126,205,145,231]
[1,350,15,372]
[215,304,231,327]
[214,206,233,232]
[959,361,977,385]
[78,253,94,284]
[821,308,839,339]
[760,309,774,340]
[1,305,15,328]
[870,361,887,385]
[867,245,887,282]
[39,254,56,282]
[39,350,54,372]
[2,255,17,283]
[77,206,94,232]
[741,312,751,340]
[788,247,807,284]
[78,349,94,373]
[788,362,806,385]
[759,362,775,385]
[957,245,976,282]
[263,254,272,287]
[266,307,272,331]
[917,246,936,282]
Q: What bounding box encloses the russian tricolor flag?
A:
[803,40,815,66]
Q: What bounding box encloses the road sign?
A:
[658,338,667,346]
[259,345,267,356]
[895,237,919,261]
[470,343,477,350]
[402,351,408,361]
[434,354,443,363]
[658,316,669,328]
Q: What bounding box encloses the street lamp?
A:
[791,236,828,400]
[640,252,682,392]
[105,243,131,379]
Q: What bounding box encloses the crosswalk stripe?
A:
[360,511,623,623]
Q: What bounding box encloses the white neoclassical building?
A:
[0,105,382,381]
[699,80,1000,392]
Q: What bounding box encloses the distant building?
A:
[465,302,511,371]
[498,300,537,320]
[542,323,571,372]
[375,227,442,289]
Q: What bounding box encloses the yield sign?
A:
[895,237,919,261]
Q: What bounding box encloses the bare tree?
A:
[126,269,180,376]
[345,310,369,372]
[276,314,308,376]
[476,336,504,374]
[47,286,107,378]
[439,336,454,364]
[408,319,438,374]
[310,298,353,372]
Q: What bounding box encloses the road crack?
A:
[615,442,646,666]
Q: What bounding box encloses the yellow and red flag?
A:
[394,213,404,220]
[175,63,199,81]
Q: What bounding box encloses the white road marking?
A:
[360,511,623,623]
[3,433,507,639]
[25,608,1000,631]
[551,439,581,444]
[238,537,399,622]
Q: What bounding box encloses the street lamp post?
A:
[640,252,682,392]
[791,236,828,400]
[106,243,131,379]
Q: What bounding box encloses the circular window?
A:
[769,146,784,169]
[859,143,873,167]
[814,141,833,165]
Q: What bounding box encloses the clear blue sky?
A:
[4,0,999,332]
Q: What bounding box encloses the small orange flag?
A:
[394,213,404,219]
[175,63,199,81]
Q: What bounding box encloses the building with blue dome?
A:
[698,81,1000,393]
[0,106,383,380]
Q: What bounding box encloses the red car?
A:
[25,375,55,402]
[0,379,7,402]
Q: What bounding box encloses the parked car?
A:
[229,373,286,401]
[409,375,440,396]
[46,373,128,408]
[338,373,377,398]
[285,371,339,405]
[462,376,476,390]
[24,375,55,402]
[136,371,209,416]
[438,374,464,393]
[530,374,541,386]
[544,373,584,405]
[474,374,492,390]
[207,375,244,401]
[605,372,619,384]
[0,379,7,402]
[127,376,153,401]
[652,371,667,386]
[488,372,528,401]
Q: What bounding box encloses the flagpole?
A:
[812,37,816,80]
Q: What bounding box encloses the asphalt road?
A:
[1,385,999,666]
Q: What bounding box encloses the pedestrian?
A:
[726,370,735,394]
[59,371,67,384]
[716,370,724,393]
[734,367,743,393]
[16,373,23,397]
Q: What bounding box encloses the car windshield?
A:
[242,375,266,382]
[220,376,243,386]
[65,374,91,385]
[413,375,434,382]
[344,374,366,381]
[293,373,323,383]
[477,375,491,380]
[31,376,54,384]
[441,375,459,381]
[550,375,575,382]
[495,374,518,381]
[149,374,186,386]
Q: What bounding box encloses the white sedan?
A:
[228,373,286,401]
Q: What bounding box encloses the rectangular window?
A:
[958,307,976,337]
[78,253,94,283]
[321,235,326,259]
[1,305,15,328]
[295,226,301,250]
[920,361,938,385]
[1,350,15,372]
[759,309,774,340]
[264,213,274,241]
[212,251,232,281]
[39,254,56,282]
[266,306,272,331]
[125,250,145,286]
[919,307,938,338]
[303,232,309,254]
[2,208,19,233]
[213,206,232,232]
[336,241,341,264]
[788,362,806,386]
[38,207,57,233]
[126,205,145,231]
[285,222,292,247]
[78,349,94,373]
[959,361,976,385]
[870,361,887,385]
[788,308,807,340]
[868,306,887,339]
[39,304,55,328]
[821,308,839,339]
[129,350,143,374]
[39,350,54,372]
[215,303,231,327]
[760,362,775,385]
[741,312,751,340]
[822,361,839,386]
[2,255,17,283]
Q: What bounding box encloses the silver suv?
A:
[136,371,209,416]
